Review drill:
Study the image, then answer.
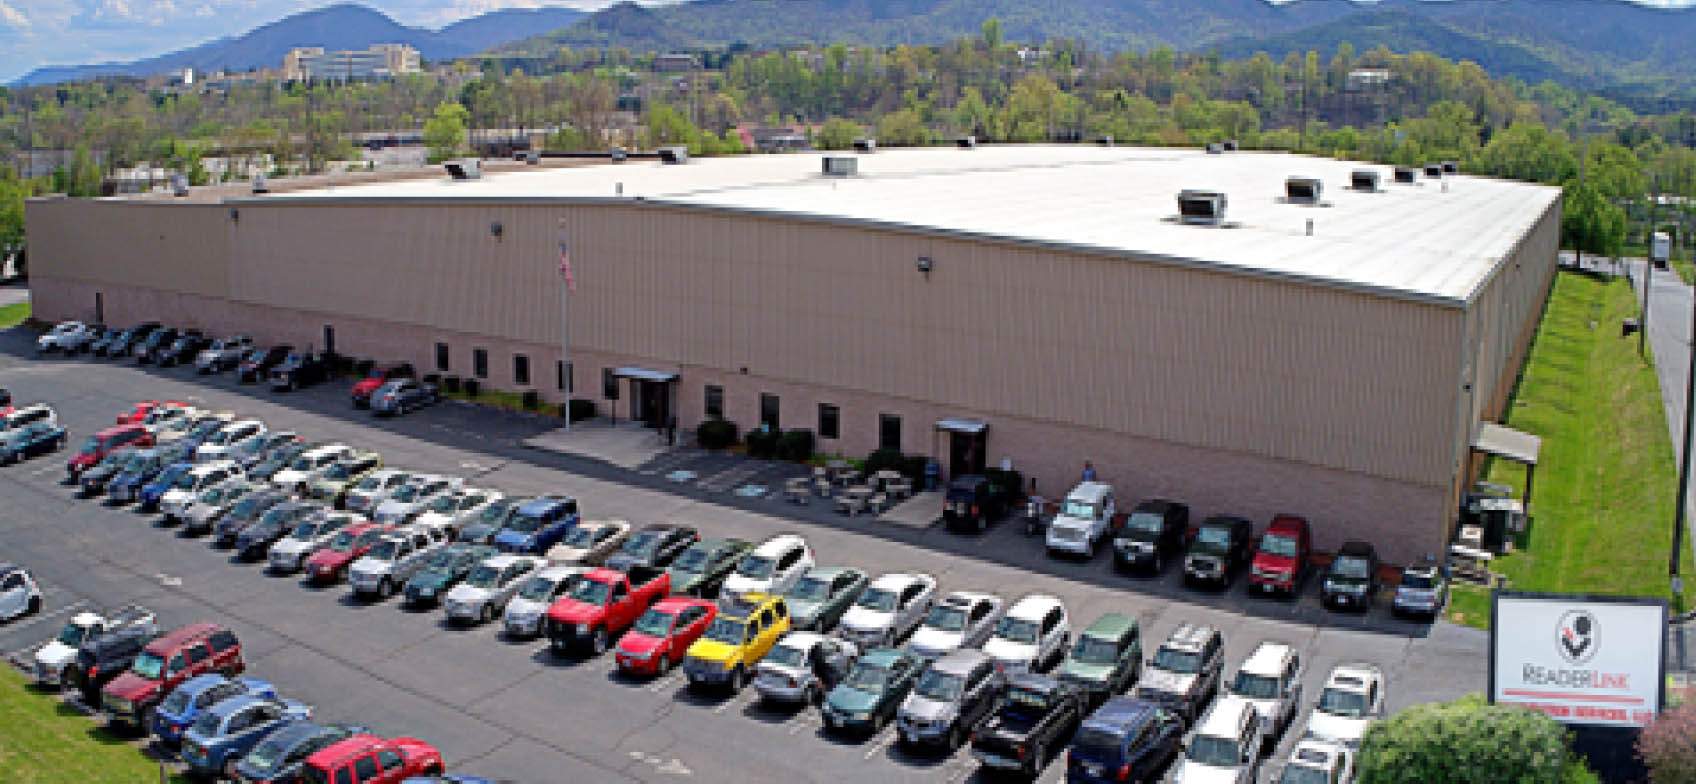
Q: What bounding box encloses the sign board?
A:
[1489,591,1666,728]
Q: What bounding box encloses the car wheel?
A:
[947,724,963,750]
[732,666,748,691]
[656,654,672,677]
[480,604,493,624]
[976,516,986,534]
[26,596,40,615]
[379,577,393,598]
[1028,742,1046,775]
[224,758,240,779]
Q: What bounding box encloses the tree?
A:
[876,109,931,146]
[1357,695,1595,784]
[1562,181,1627,265]
[422,102,470,164]
[981,17,1003,52]
[1476,123,1577,184]
[815,118,862,150]
[1639,703,1696,783]
[68,145,101,197]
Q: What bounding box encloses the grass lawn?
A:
[1447,270,1694,628]
[0,666,186,783]
[0,301,29,329]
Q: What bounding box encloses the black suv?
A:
[103,322,160,358]
[1134,622,1224,724]
[237,345,291,383]
[270,352,329,391]
[134,327,180,364]
[71,625,160,705]
[1183,515,1254,588]
[1321,540,1381,612]
[970,673,1086,779]
[1112,499,1190,574]
[158,331,209,367]
[606,523,700,571]
[942,474,1016,534]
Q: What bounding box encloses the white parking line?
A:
[863,725,899,760]
[941,756,979,784]
[713,687,757,715]
[1,600,88,636]
[786,711,823,735]
[645,672,686,694]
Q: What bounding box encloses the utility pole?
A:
[1644,174,1660,358]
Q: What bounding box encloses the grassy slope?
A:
[0,667,186,783]
[1448,271,1693,627]
[0,302,30,329]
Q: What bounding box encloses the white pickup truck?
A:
[32,605,157,688]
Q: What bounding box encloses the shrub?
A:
[696,418,739,450]
[521,391,539,410]
[567,398,596,422]
[1640,702,1696,783]
[463,379,480,397]
[745,427,779,459]
[1357,694,1593,784]
[863,448,906,477]
[776,429,815,462]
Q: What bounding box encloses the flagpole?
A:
[559,217,571,433]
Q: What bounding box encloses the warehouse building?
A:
[26,145,1560,563]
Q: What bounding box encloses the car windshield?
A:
[229,496,270,520]
[424,549,461,569]
[160,687,193,715]
[763,644,807,669]
[567,579,611,605]
[243,736,289,773]
[505,514,543,534]
[191,711,222,736]
[465,565,503,589]
[353,475,388,491]
[287,455,317,471]
[856,588,899,613]
[1331,557,1371,581]
[99,451,131,468]
[1073,725,1126,756]
[321,462,356,480]
[1153,647,1202,674]
[519,575,565,602]
[995,616,1040,644]
[123,453,155,472]
[130,652,165,680]
[1261,534,1299,557]
[623,531,663,555]
[426,494,462,513]
[1187,734,1242,767]
[1402,572,1436,590]
[191,420,224,437]
[561,527,599,548]
[390,483,426,502]
[1124,512,1164,535]
[1318,687,1369,718]
[290,521,321,539]
[787,576,832,602]
[1071,635,1120,665]
[913,669,964,702]
[368,540,402,561]
[55,622,88,647]
[474,500,513,525]
[672,547,713,572]
[1194,526,1233,554]
[737,554,777,580]
[327,531,357,552]
[172,472,201,490]
[923,605,968,632]
[844,663,891,693]
[704,618,747,645]
[78,436,103,455]
[1232,671,1281,700]
[1279,765,1331,784]
[1062,499,1096,518]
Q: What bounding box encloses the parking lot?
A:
[0,331,1488,783]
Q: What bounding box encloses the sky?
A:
[2,0,1695,83]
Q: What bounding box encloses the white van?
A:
[1045,482,1116,558]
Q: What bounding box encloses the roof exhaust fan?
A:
[821,156,859,177]
[1393,167,1418,185]
[1441,160,1459,175]
[1285,176,1323,204]
[1423,162,1443,178]
[251,174,270,194]
[659,146,689,164]
[444,159,481,180]
[170,175,190,197]
[1177,189,1228,225]
[956,136,977,149]
[1350,170,1381,192]
[853,138,877,153]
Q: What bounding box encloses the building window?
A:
[603,369,620,400]
[705,385,724,419]
[513,354,530,386]
[557,361,573,392]
[434,342,449,372]
[472,348,488,379]
[879,414,902,452]
[760,393,780,431]
[817,404,839,440]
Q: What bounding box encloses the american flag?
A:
[557,220,576,292]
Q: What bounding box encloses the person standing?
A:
[1081,461,1097,482]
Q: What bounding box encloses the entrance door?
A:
[94,292,104,324]
[632,380,670,429]
[949,431,986,478]
[322,325,336,356]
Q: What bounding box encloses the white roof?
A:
[753,533,807,556]
[1006,593,1063,620]
[260,145,1558,304]
[1065,481,1114,504]
[1198,695,1258,738]
[870,572,932,592]
[1239,641,1296,675]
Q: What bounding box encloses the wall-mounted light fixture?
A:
[490,221,504,240]
[916,256,934,279]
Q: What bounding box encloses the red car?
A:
[100,623,243,728]
[546,566,670,654]
[350,364,414,409]
[614,596,717,677]
[304,522,392,584]
[1249,514,1311,597]
[115,400,184,425]
[66,423,152,478]
[301,733,443,784]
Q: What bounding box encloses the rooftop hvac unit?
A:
[444,159,481,180]
[659,146,689,164]
[956,136,977,149]
[1222,139,1239,152]
[853,138,877,153]
[1393,167,1418,184]
[1442,160,1459,175]
[1205,142,1224,154]
[1097,135,1115,147]
[170,175,190,197]
[1423,163,1443,178]
[1286,176,1323,204]
[251,174,270,195]
[610,147,628,162]
[1177,189,1227,225]
[821,156,858,177]
[525,150,541,165]
[1350,169,1381,192]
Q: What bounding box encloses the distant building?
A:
[283,44,420,82]
[1346,68,1391,92]
[653,53,697,72]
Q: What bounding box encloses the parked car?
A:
[342,469,414,516]
[299,733,444,784]
[1183,515,1255,588]
[351,363,414,408]
[373,474,462,525]
[307,451,384,508]
[455,496,520,545]
[445,554,545,625]
[405,543,500,609]
[137,460,197,511]
[209,488,290,543]
[179,481,261,535]
[970,673,1086,778]
[500,564,590,637]
[1391,559,1448,619]
[234,501,324,560]
[545,565,668,650]
[88,327,125,357]
[682,594,792,692]
[1225,641,1303,747]
[181,693,313,778]
[942,474,1017,533]
[407,487,497,536]
[230,720,363,784]
[33,605,156,688]
[1064,698,1185,784]
[752,630,857,705]
[149,673,277,746]
[133,327,181,364]
[666,537,752,598]
[1,403,56,434]
[196,419,268,462]
[237,345,291,383]
[1046,481,1118,558]
[116,399,181,426]
[1135,623,1225,724]
[1250,515,1313,597]
[104,322,161,358]
[158,460,242,520]
[1301,664,1386,749]
[606,523,699,571]
[267,510,362,574]
[545,518,631,566]
[100,623,244,728]
[897,648,1005,750]
[76,447,139,497]
[0,420,67,464]
[37,320,95,353]
[304,522,394,584]
[270,352,329,391]
[230,431,302,470]
[492,494,578,554]
[1273,739,1356,784]
[822,647,923,736]
[269,444,353,493]
[248,442,310,484]
[104,447,172,504]
[0,563,43,621]
[721,533,814,602]
[1056,612,1143,709]
[194,335,254,373]
[1112,500,1190,574]
[349,527,450,599]
[1321,542,1381,612]
[66,422,151,479]
[1170,697,1267,784]
[615,596,719,678]
[839,572,937,650]
[0,386,8,407]
[906,590,1004,661]
[371,379,440,416]
[70,621,160,706]
[983,594,1071,675]
[781,565,868,633]
[159,331,211,367]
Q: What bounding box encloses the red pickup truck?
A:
[546,566,670,655]
[301,733,443,783]
[100,622,243,728]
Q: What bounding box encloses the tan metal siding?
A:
[28,200,231,299]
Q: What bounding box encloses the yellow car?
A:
[682,594,791,691]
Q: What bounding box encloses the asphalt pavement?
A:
[0,328,1486,784]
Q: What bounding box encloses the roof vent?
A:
[1350,169,1381,192]
[251,174,270,195]
[1423,163,1443,178]
[659,146,689,165]
[1205,142,1224,154]
[1285,176,1323,204]
[1177,189,1228,225]
[1222,139,1239,152]
[853,138,877,153]
[610,147,628,163]
[1441,160,1459,175]
[1393,167,1418,185]
[444,159,481,180]
[1097,135,1115,147]
[821,156,858,177]
[170,174,190,197]
[956,136,977,149]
